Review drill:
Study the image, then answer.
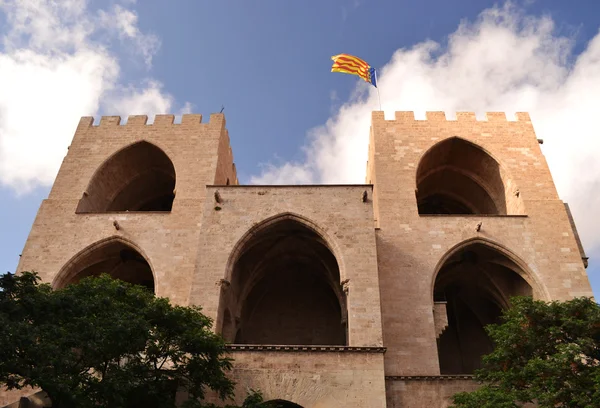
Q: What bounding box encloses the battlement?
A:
[372,111,531,123]
[50,111,238,201]
[77,113,226,129]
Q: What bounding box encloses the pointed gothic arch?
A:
[416,137,522,215]
[432,239,546,374]
[76,141,176,213]
[218,213,347,346]
[53,236,155,292]
[431,237,548,301]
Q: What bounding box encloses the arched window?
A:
[220,215,347,345]
[263,400,303,408]
[434,243,533,374]
[417,138,513,215]
[55,239,154,292]
[76,141,176,213]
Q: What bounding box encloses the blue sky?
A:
[1,0,599,296]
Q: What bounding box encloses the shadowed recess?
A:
[219,217,347,345]
[55,239,154,292]
[76,141,176,213]
[263,400,303,408]
[434,243,532,374]
[417,137,513,215]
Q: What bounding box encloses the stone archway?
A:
[219,214,347,345]
[54,238,154,292]
[416,137,519,215]
[263,400,303,408]
[433,242,533,374]
[76,141,176,213]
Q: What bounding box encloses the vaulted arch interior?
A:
[76,141,176,213]
[417,138,510,215]
[220,217,347,345]
[434,243,532,374]
[56,240,154,292]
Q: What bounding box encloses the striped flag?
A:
[331,53,377,88]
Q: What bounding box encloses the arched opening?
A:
[416,137,513,215]
[76,141,176,213]
[220,215,347,345]
[55,239,154,292]
[263,400,303,408]
[434,243,533,374]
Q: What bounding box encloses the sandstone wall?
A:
[221,349,387,408]
[190,185,383,347]
[17,113,235,305]
[385,377,479,408]
[367,111,593,377]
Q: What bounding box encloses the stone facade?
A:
[4,111,593,407]
[17,113,236,305]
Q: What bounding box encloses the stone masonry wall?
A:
[17,113,236,305]
[0,387,39,407]
[385,377,479,408]
[215,128,238,186]
[217,350,387,408]
[189,185,383,347]
[6,109,595,408]
[367,111,594,380]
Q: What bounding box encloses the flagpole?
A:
[375,69,382,111]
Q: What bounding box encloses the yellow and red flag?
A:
[331,53,377,87]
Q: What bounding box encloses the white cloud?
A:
[0,0,180,193]
[107,80,173,119]
[178,101,194,115]
[253,162,314,185]
[97,4,160,67]
[251,2,600,256]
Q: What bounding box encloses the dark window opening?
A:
[418,193,474,215]
[76,141,176,213]
[263,401,303,408]
[56,240,154,293]
[220,217,347,346]
[417,138,508,215]
[434,244,532,374]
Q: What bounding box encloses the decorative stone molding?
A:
[217,279,231,289]
[385,375,474,381]
[341,279,350,295]
[225,345,386,353]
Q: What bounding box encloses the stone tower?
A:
[367,111,592,406]
[3,111,593,408]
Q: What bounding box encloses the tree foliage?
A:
[0,271,263,408]
[451,296,600,408]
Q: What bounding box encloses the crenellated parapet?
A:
[77,113,227,129]
[372,110,532,123]
[49,112,237,202]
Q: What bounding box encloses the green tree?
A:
[0,271,262,408]
[451,296,600,408]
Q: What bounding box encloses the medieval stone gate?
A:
[3,111,592,407]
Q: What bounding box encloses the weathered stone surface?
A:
[3,111,593,407]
